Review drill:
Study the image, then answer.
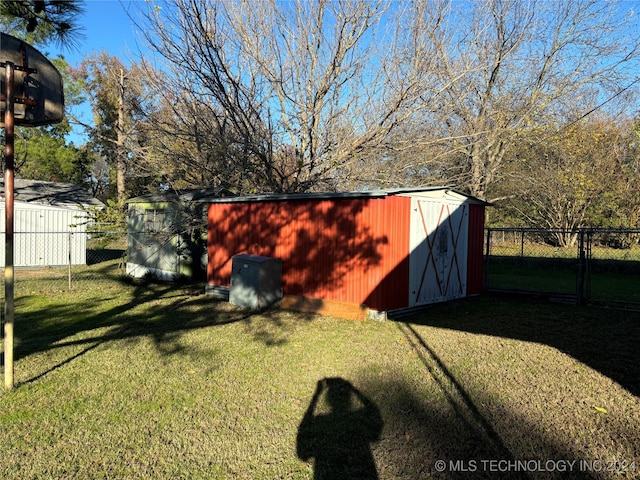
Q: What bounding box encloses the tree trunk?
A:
[117,68,126,201]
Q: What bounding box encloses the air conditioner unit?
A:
[229,254,283,309]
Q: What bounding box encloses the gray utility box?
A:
[229,254,283,309]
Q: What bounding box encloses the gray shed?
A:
[0,179,104,268]
[126,188,232,280]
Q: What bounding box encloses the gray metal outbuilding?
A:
[0,179,104,268]
[126,188,232,280]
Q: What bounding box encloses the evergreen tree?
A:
[0,0,84,49]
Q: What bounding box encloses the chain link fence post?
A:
[68,231,72,291]
[577,230,585,305]
[484,228,492,290]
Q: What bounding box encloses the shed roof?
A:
[0,179,104,209]
[127,187,234,205]
[204,186,490,205]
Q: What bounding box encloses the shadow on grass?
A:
[400,293,640,398]
[291,325,595,479]
[357,321,638,479]
[297,377,383,479]
[397,323,513,458]
[358,374,608,480]
[7,267,316,385]
[6,275,636,478]
[86,248,125,265]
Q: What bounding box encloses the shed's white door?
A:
[409,198,469,306]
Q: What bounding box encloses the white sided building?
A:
[0,179,104,268]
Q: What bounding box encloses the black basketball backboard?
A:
[1,32,64,127]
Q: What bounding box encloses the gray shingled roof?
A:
[0,179,104,209]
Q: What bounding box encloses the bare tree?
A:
[129,0,640,199]
[133,0,446,193]
[406,0,640,201]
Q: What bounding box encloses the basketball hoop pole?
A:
[3,61,15,390]
[1,34,65,390]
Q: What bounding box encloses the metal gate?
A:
[485,228,640,307]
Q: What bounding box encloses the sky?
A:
[51,1,147,143]
[52,0,640,145]
[56,0,143,66]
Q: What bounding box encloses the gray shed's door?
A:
[408,197,469,306]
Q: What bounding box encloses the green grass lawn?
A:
[487,262,579,295]
[1,280,639,479]
[487,243,640,306]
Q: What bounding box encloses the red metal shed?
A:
[206,187,488,319]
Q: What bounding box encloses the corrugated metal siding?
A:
[208,196,411,310]
[0,202,87,267]
[362,196,411,310]
[466,204,486,295]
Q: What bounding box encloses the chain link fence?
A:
[1,227,638,308]
[0,228,208,300]
[0,231,128,299]
[485,228,640,307]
